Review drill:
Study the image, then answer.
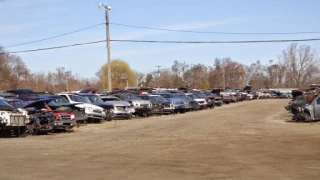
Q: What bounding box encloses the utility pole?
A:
[66,70,71,91]
[99,3,112,92]
[222,66,226,89]
[156,65,161,88]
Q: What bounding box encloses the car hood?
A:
[23,98,54,109]
[205,96,215,99]
[292,90,303,99]
[105,101,131,106]
[194,98,206,102]
[126,99,151,104]
[92,102,114,108]
[74,103,104,110]
[166,98,185,103]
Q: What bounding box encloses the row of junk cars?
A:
[0,86,287,137]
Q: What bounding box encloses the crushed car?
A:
[23,98,76,132]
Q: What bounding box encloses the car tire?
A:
[304,112,311,122]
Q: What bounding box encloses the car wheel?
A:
[304,112,311,122]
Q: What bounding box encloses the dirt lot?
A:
[1,99,320,180]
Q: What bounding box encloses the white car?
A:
[0,98,27,137]
[185,93,207,109]
[58,93,106,122]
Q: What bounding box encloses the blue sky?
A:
[1,0,320,78]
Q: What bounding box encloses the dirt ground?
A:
[1,99,320,180]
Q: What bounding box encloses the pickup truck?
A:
[0,98,27,137]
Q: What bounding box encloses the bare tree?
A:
[281,43,319,88]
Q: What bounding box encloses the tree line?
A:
[0,47,100,92]
[140,43,320,89]
[0,43,319,93]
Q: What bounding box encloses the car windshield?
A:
[174,94,192,101]
[122,95,141,100]
[187,94,197,99]
[8,100,28,108]
[47,100,59,106]
[0,99,14,111]
[49,97,70,106]
[151,96,166,103]
[102,97,120,101]
[194,93,205,98]
[295,97,308,104]
[138,96,150,100]
[203,92,213,96]
[82,95,104,103]
[158,94,174,98]
[69,95,90,103]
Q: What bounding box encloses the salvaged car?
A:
[288,96,308,121]
[210,93,223,106]
[289,89,320,122]
[155,92,189,113]
[116,94,152,117]
[138,94,175,114]
[185,93,206,109]
[23,98,76,131]
[0,98,27,137]
[172,93,199,111]
[192,91,214,109]
[58,93,106,123]
[80,93,133,120]
[21,103,56,135]
[47,95,87,124]
[6,98,29,108]
[220,92,231,104]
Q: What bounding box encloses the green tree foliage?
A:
[199,80,210,89]
[145,74,153,87]
[100,59,137,89]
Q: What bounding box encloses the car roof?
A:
[6,98,27,102]
[75,93,97,96]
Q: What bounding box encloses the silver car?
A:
[98,95,134,120]
[116,94,152,117]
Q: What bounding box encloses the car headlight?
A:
[86,107,93,111]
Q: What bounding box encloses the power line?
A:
[2,38,320,55]
[111,39,320,44]
[0,40,106,54]
[110,22,320,35]
[4,23,105,48]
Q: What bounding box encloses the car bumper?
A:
[134,107,152,113]
[54,120,75,130]
[86,112,106,120]
[173,104,188,110]
[214,100,223,105]
[75,115,87,123]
